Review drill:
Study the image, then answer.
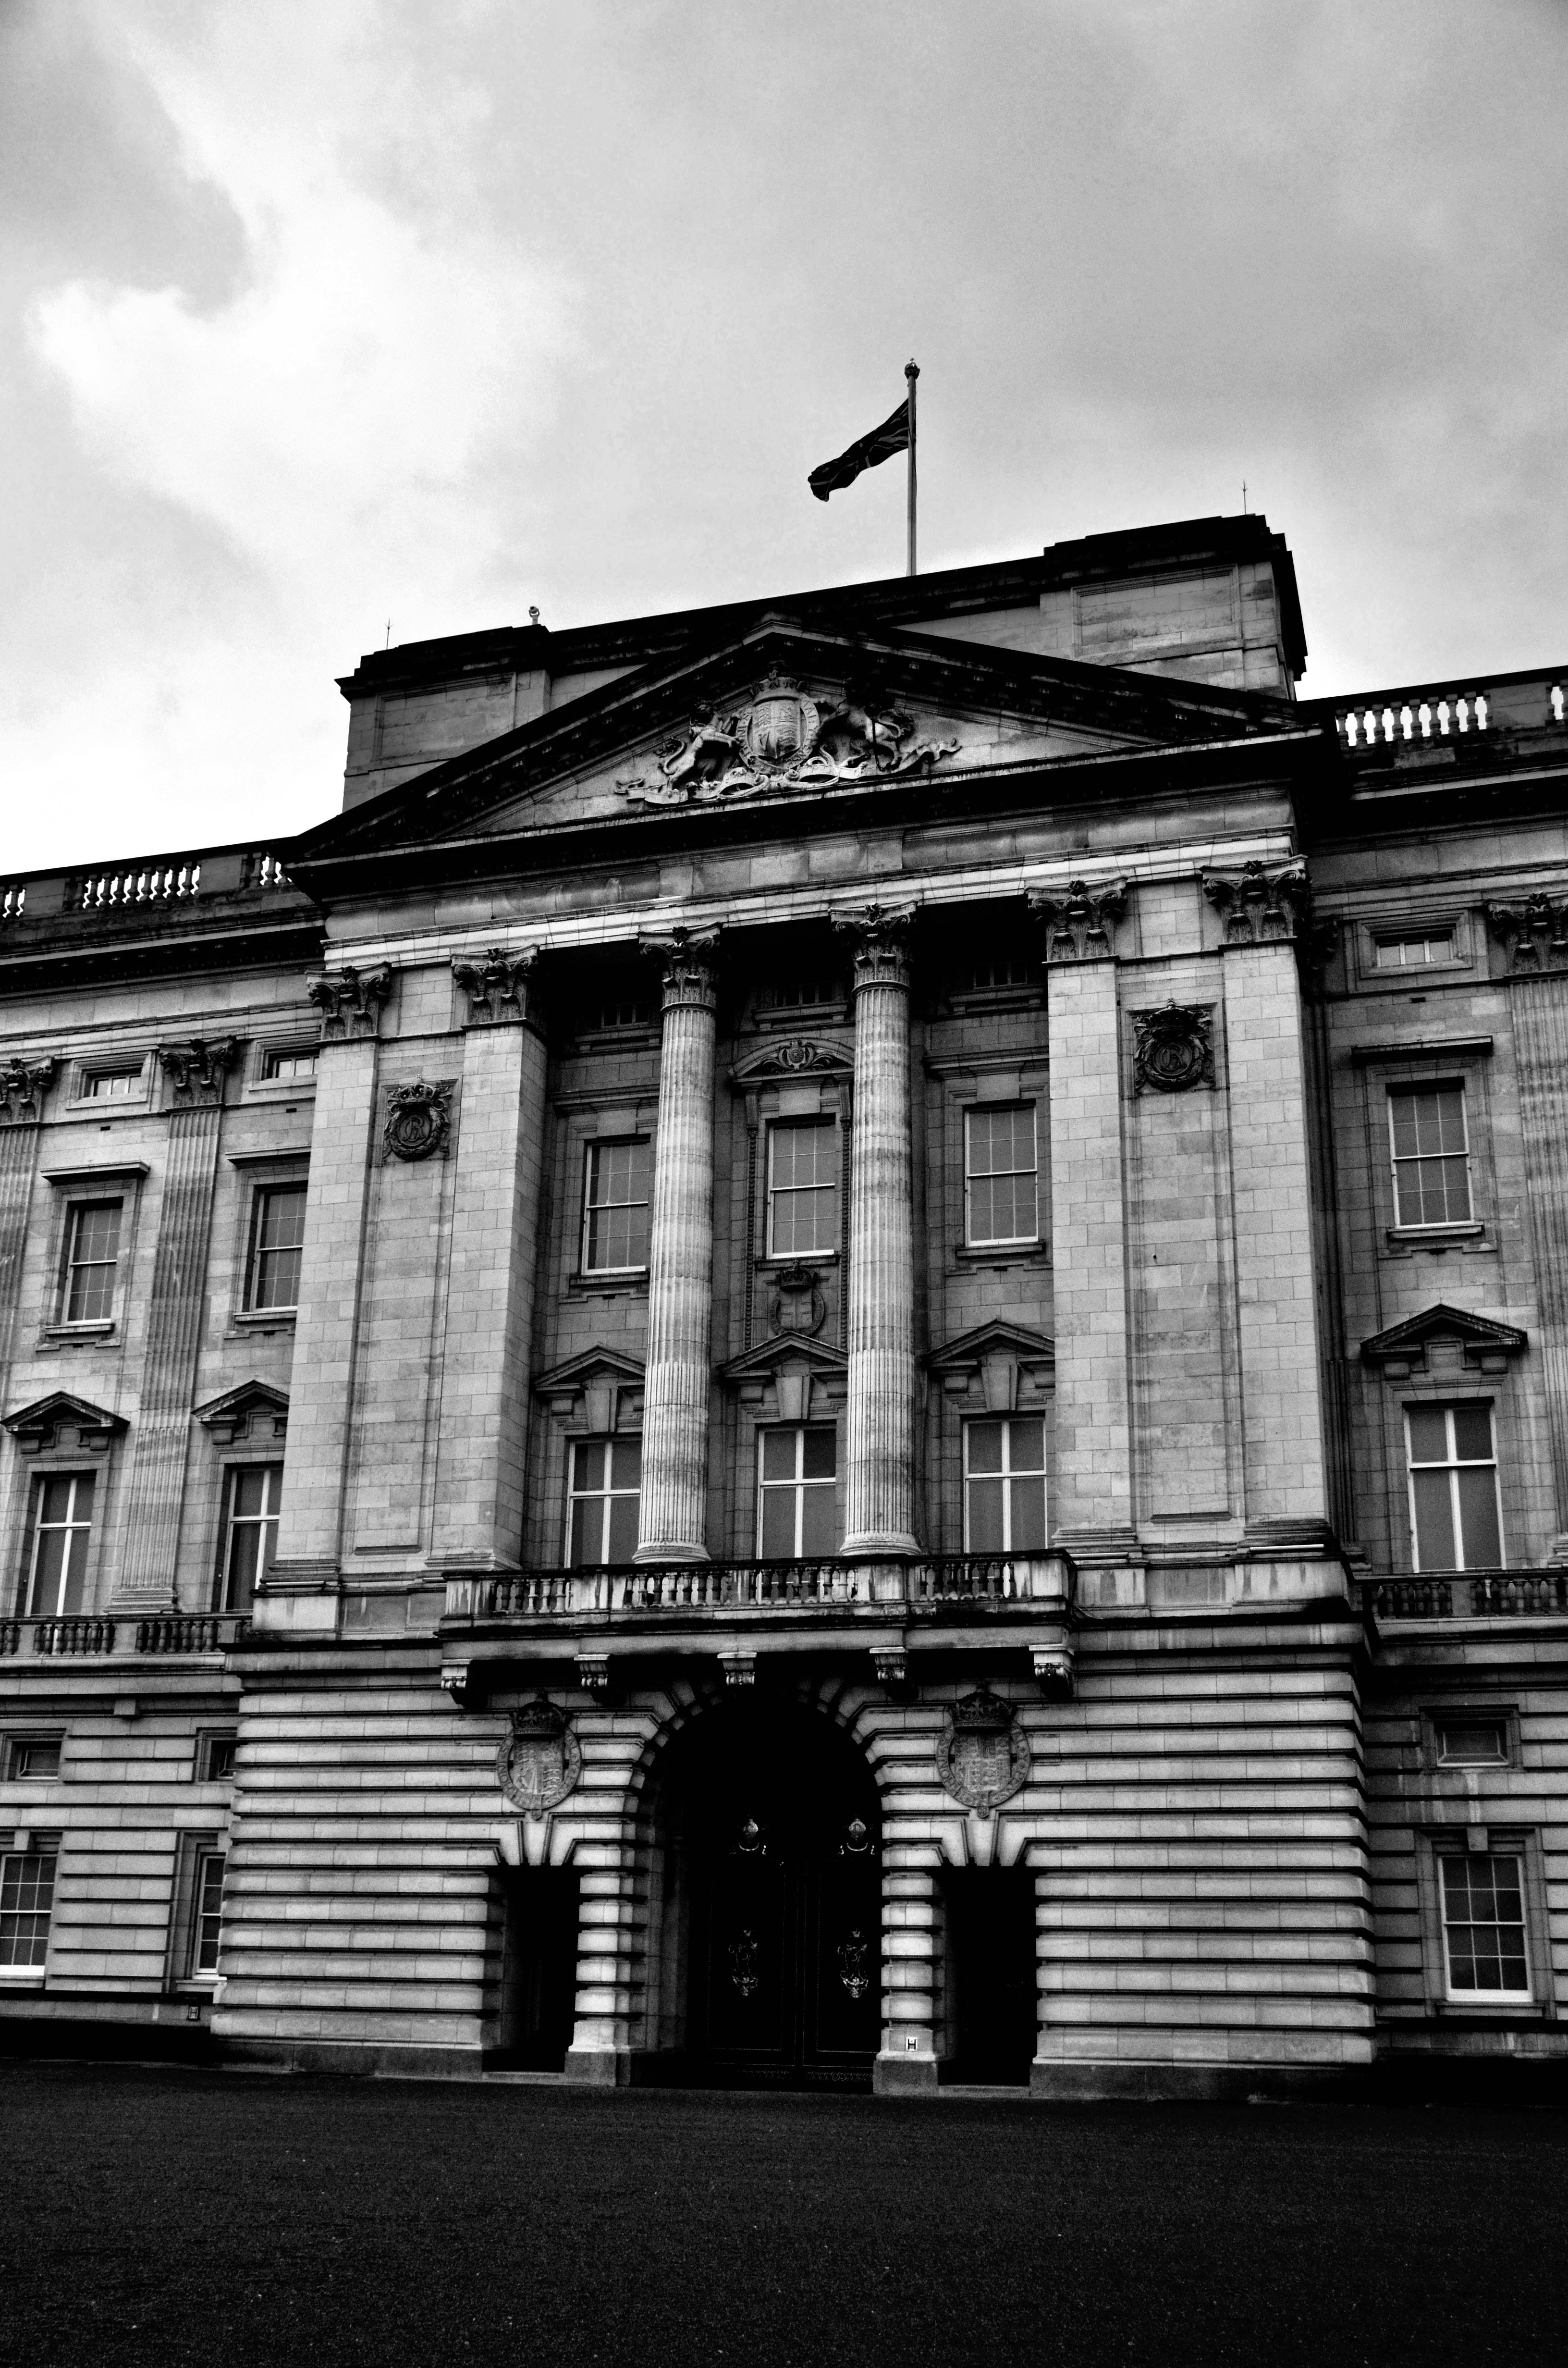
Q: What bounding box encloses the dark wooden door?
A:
[943,1866,1038,2084]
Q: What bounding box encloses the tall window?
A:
[218,1466,282,1612]
[1439,1853,1530,1998]
[1406,1405,1502,1571]
[581,1140,652,1273]
[767,1121,837,1257]
[0,1845,57,1971]
[964,1418,1047,1552]
[63,1199,122,1322]
[757,1427,837,1558]
[965,1106,1038,1246]
[23,1473,95,1617]
[248,1183,307,1310]
[566,1439,642,1565]
[189,1850,227,1977]
[1389,1085,1471,1226]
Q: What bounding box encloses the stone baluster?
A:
[836,904,920,1559]
[635,929,719,1564]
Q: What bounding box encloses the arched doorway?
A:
[651,1700,881,2089]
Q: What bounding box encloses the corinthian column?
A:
[635,928,719,1563]
[837,904,920,1557]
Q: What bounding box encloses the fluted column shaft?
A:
[635,932,718,1563]
[840,907,919,1556]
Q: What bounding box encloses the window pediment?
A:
[1361,1303,1527,1379]
[195,1381,290,1446]
[534,1347,645,1432]
[927,1320,1055,1411]
[4,1392,127,1456]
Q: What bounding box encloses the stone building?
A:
[1,513,1564,2096]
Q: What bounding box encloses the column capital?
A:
[1200,859,1309,946]
[0,1056,58,1126]
[640,925,720,1013]
[834,901,916,993]
[306,962,395,1038]
[158,1036,243,1105]
[451,944,541,1027]
[1028,876,1128,963]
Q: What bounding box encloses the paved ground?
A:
[1,2066,1565,2367]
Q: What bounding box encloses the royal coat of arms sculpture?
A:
[495,1698,583,1815]
[615,672,959,806]
[940,1689,1030,1813]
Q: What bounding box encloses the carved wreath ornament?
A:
[383,1079,452,1162]
[496,1699,583,1815]
[616,671,958,807]
[1131,1003,1214,1095]
[940,1690,1030,1813]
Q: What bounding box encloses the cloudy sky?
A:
[2,0,1564,871]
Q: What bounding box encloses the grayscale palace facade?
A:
[2,514,1565,2096]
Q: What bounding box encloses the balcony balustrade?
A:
[1362,1572,1568,1621]
[0,1614,250,1658]
[442,1552,1074,1629]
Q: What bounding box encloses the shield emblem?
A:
[742,688,818,769]
[496,1699,583,1814]
[940,1690,1029,1812]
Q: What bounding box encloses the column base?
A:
[562,2046,634,2086]
[843,1534,921,1560]
[873,2049,940,2096]
[632,1544,710,1565]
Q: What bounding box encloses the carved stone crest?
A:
[495,1698,583,1815]
[616,672,958,807]
[940,1689,1029,1813]
[770,1263,827,1338]
[1132,1002,1214,1094]
[384,1080,452,1162]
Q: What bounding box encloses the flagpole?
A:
[905,358,919,577]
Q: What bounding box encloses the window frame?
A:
[579,1136,653,1277]
[755,1424,839,1561]
[59,1195,124,1327]
[256,1043,319,1087]
[765,1117,840,1260]
[245,1179,308,1314]
[1387,1080,1474,1232]
[961,1416,1050,1554]
[1404,1401,1504,1573]
[165,1830,227,1992]
[1436,1848,1533,2004]
[20,1469,98,1620]
[213,1461,283,1614]
[4,1734,65,1782]
[0,1838,59,1978]
[564,1435,643,1567]
[1373,930,1459,972]
[77,1062,147,1103]
[963,1102,1040,1250]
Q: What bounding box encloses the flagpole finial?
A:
[906,358,919,380]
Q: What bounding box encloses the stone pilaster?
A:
[429,952,546,1574]
[116,1038,242,1602]
[872,1851,940,2094]
[1043,933,1135,1551]
[0,1060,58,1575]
[1213,894,1330,1542]
[563,1845,639,2084]
[262,980,388,1614]
[837,904,919,1558]
[634,929,719,1565]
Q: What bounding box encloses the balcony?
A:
[1362,1572,1568,1622]
[440,1554,1076,1692]
[0,1615,251,1660]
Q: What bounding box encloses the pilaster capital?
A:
[0,1056,58,1126]
[640,925,720,1014]
[1483,889,1568,974]
[451,944,540,1027]
[833,900,916,992]
[1200,859,1309,946]
[1028,876,1128,963]
[306,962,394,1039]
[157,1036,242,1103]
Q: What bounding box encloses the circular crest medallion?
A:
[496,1698,583,1815]
[940,1689,1029,1813]
[385,1079,452,1162]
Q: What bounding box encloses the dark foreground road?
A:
[1,2066,1565,2368]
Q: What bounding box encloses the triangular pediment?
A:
[1361,1303,1528,1372]
[293,617,1303,885]
[533,1346,645,1431]
[721,1334,848,1383]
[194,1380,290,1443]
[4,1391,127,1453]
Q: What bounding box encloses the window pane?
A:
[232,1467,270,1519]
[571,1441,606,1493]
[1007,1419,1046,1474]
[29,1526,66,1618]
[194,1853,226,1973]
[760,1491,796,1557]
[1455,1467,1501,1567]
[1008,1474,1048,1551]
[606,1495,639,1563]
[0,1851,57,1968]
[1437,1721,1507,1764]
[967,1477,1005,1553]
[37,1473,76,1526]
[1411,1469,1456,1570]
[1450,1406,1493,1462]
[761,1431,797,1482]
[800,1485,838,1558]
[225,1522,262,1613]
[1406,1407,1449,1464]
[569,1498,600,1566]
[609,1439,642,1492]
[801,1428,836,1481]
[967,1422,1004,1475]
